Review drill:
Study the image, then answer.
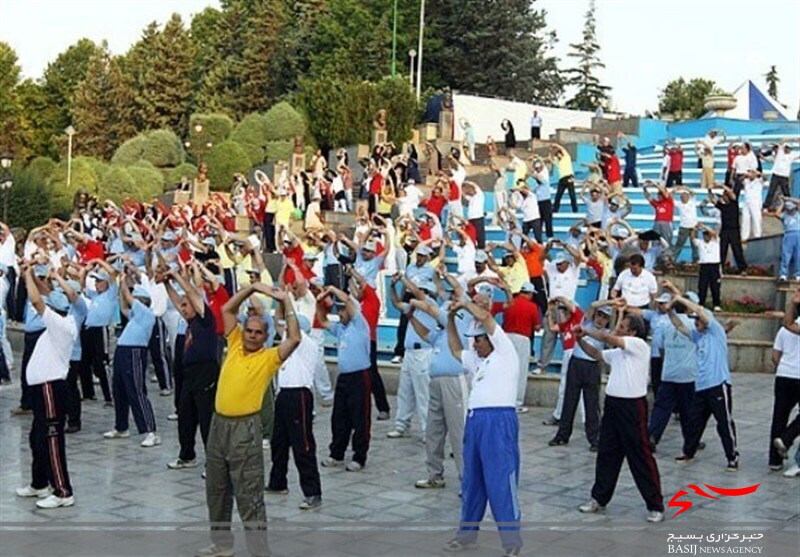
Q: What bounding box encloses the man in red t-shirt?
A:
[542,297,584,427]
[348,267,390,419]
[491,281,541,413]
[666,145,684,187]
[644,182,675,249]
[420,186,447,219]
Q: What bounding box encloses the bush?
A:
[230,113,271,148]
[262,102,307,141]
[264,140,316,164]
[126,163,165,201]
[6,168,54,228]
[25,156,57,184]
[46,157,100,214]
[237,142,265,166]
[141,129,185,168]
[99,165,139,204]
[111,135,148,165]
[187,113,234,163]
[83,157,111,184]
[163,162,198,188]
[204,141,252,190]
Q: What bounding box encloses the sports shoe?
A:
[779,275,788,282]
[726,458,739,472]
[548,437,567,447]
[103,429,130,439]
[442,538,477,552]
[321,457,344,468]
[783,464,800,478]
[503,548,521,557]
[9,406,32,416]
[65,425,81,434]
[264,486,289,495]
[194,543,234,557]
[150,374,158,383]
[675,454,693,463]
[769,464,783,471]
[713,306,722,312]
[262,439,271,450]
[167,413,179,421]
[390,355,403,364]
[515,406,530,414]
[647,510,664,523]
[167,458,198,470]
[160,388,173,397]
[773,438,789,459]
[140,432,161,447]
[415,477,445,489]
[387,429,407,438]
[542,416,559,426]
[103,401,114,408]
[578,498,605,513]
[320,398,333,408]
[529,367,544,376]
[36,494,75,509]
[16,485,51,498]
[377,411,390,421]
[299,495,322,510]
[345,461,363,472]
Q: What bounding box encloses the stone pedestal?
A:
[291,153,306,174]
[372,129,388,146]
[419,123,438,141]
[193,181,209,205]
[172,191,190,205]
[439,109,454,141]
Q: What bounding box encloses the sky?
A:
[1,0,798,118]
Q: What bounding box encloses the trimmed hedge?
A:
[263,102,307,141]
[100,165,139,204]
[111,135,148,165]
[25,156,57,184]
[164,162,198,188]
[140,129,185,168]
[46,156,100,214]
[204,141,252,190]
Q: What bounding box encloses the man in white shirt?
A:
[697,131,722,189]
[511,185,542,243]
[692,224,722,310]
[575,313,664,523]
[770,294,800,473]
[0,222,17,321]
[764,143,799,209]
[266,314,322,510]
[530,110,542,143]
[15,268,78,510]
[672,188,699,262]
[443,299,522,555]
[731,142,758,197]
[741,170,764,240]
[463,182,486,249]
[403,180,424,212]
[536,246,581,373]
[612,254,657,309]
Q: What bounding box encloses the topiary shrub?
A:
[187,113,235,162]
[141,129,185,168]
[230,113,270,148]
[46,157,100,214]
[164,162,199,188]
[99,165,139,204]
[262,102,307,141]
[264,140,316,163]
[25,156,57,184]
[6,168,54,228]
[83,157,111,184]
[126,163,165,201]
[204,141,252,190]
[111,135,148,165]
[236,141,265,166]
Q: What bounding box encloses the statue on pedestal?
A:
[372,109,388,146]
[293,136,305,155]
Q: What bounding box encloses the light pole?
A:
[408,49,417,87]
[416,0,426,101]
[0,152,14,223]
[65,125,75,191]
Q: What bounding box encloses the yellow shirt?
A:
[275,198,295,226]
[500,256,529,294]
[556,149,574,178]
[215,327,282,416]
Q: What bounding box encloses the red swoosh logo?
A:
[668,483,760,518]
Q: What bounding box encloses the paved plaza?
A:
[0,369,798,556]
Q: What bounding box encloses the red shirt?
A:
[585,258,604,281]
[448,180,461,201]
[360,285,380,341]
[204,285,231,336]
[668,150,684,172]
[606,156,621,183]
[283,245,315,284]
[419,222,432,241]
[558,307,584,350]
[463,222,477,244]
[369,174,383,196]
[726,147,738,169]
[650,196,675,222]
[423,195,447,218]
[77,240,105,263]
[492,295,540,337]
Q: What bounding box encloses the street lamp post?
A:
[65,126,75,191]
[416,0,426,101]
[408,49,417,87]
[0,152,14,223]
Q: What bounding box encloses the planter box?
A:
[718,311,781,342]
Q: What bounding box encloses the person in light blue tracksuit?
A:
[442,299,521,557]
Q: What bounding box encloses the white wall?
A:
[452,93,596,144]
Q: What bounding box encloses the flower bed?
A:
[720,296,773,314]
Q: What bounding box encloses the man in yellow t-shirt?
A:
[198,283,300,557]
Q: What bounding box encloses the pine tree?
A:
[765,65,779,101]
[564,0,610,111]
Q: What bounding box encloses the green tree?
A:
[46,156,101,213]
[564,0,610,110]
[6,168,54,228]
[0,42,27,157]
[765,65,780,101]
[186,113,235,163]
[15,79,54,159]
[204,141,252,190]
[658,77,717,120]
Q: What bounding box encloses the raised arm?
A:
[23,267,46,316]
[170,270,205,317]
[221,284,256,336]
[447,310,464,362]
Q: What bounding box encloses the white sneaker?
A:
[321,457,344,468]
[647,510,664,523]
[140,432,161,447]
[387,429,407,438]
[779,275,788,282]
[529,367,543,375]
[167,413,179,421]
[516,406,530,414]
[262,439,271,450]
[16,485,51,498]
[578,498,605,513]
[160,388,173,397]
[194,543,234,557]
[150,374,158,383]
[713,306,722,312]
[167,458,198,470]
[345,461,363,472]
[784,464,800,478]
[390,356,403,365]
[103,430,130,439]
[36,494,75,509]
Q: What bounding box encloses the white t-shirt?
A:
[613,268,657,307]
[773,327,800,379]
[675,197,698,229]
[732,152,758,175]
[602,336,651,398]
[27,307,78,385]
[461,325,518,409]
[743,177,764,203]
[544,260,580,300]
[305,201,323,230]
[294,290,317,324]
[0,235,16,267]
[694,237,721,264]
[404,184,424,208]
[451,164,466,188]
[277,331,317,388]
[772,150,799,178]
[331,175,344,194]
[514,192,540,222]
[453,241,476,275]
[466,188,485,220]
